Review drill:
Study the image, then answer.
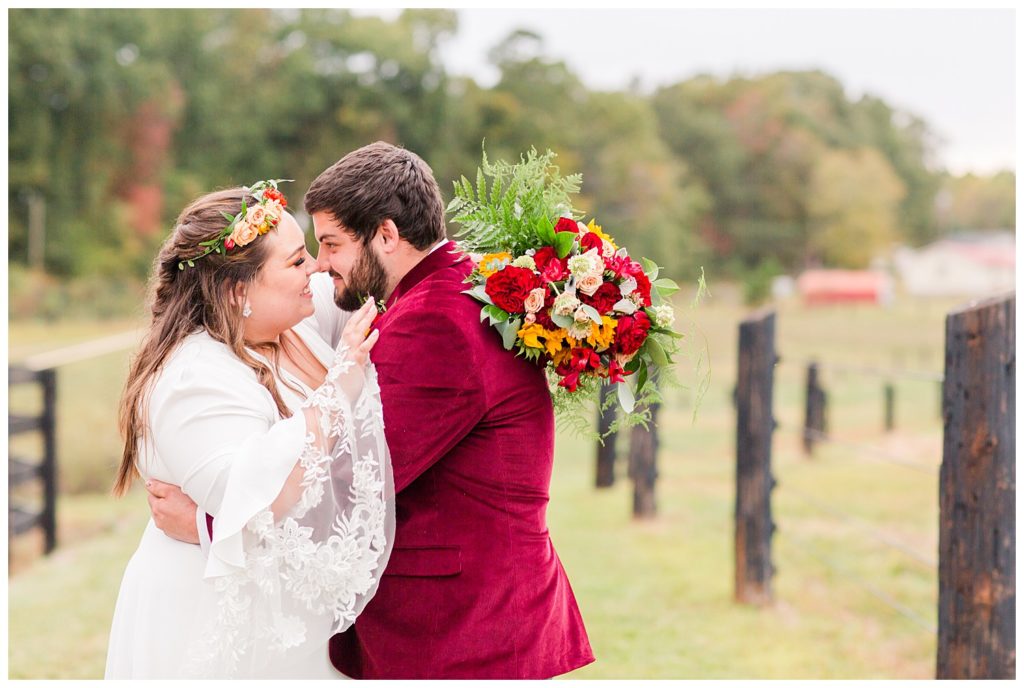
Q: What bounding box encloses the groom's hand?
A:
[145,479,200,544]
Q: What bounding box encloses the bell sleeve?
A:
[149,341,394,678]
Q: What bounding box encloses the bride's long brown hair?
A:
[113,188,293,497]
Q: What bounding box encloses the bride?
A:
[104,181,394,679]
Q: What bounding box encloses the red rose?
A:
[615,311,652,355]
[580,231,603,254]
[484,266,538,313]
[534,246,569,283]
[579,281,620,314]
[554,217,580,234]
[224,237,235,251]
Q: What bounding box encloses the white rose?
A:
[523,287,547,314]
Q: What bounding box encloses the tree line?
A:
[8,8,1015,285]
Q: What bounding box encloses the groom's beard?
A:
[334,242,389,311]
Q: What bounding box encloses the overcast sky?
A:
[359,8,1015,175]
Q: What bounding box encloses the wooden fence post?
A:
[937,294,1015,679]
[628,403,660,518]
[735,310,777,605]
[802,361,826,455]
[595,383,617,488]
[40,368,58,554]
[884,382,895,432]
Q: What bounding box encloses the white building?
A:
[892,230,1015,297]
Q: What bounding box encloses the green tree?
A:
[807,147,906,267]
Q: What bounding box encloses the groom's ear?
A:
[375,219,402,255]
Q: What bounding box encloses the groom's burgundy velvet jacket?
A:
[328,242,594,679]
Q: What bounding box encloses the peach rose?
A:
[246,205,267,226]
[577,274,603,296]
[231,220,259,247]
[263,199,284,220]
[523,287,547,314]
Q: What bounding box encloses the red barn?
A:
[797,270,892,306]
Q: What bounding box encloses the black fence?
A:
[732,293,1015,680]
[8,366,58,555]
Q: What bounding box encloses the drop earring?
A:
[243,302,253,318]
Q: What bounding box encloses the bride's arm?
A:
[147,300,379,544]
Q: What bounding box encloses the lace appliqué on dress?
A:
[184,348,390,678]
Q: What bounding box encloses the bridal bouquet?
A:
[448,148,688,433]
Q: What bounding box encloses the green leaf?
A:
[645,335,669,367]
[641,257,660,281]
[554,231,576,259]
[653,278,680,296]
[536,216,556,244]
[484,304,511,323]
[177,262,185,270]
[220,210,237,223]
[501,317,522,350]
[617,379,636,414]
[636,358,649,394]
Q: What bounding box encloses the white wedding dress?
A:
[104,290,394,679]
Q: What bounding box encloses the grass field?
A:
[8,287,961,679]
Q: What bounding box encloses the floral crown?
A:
[178,179,293,270]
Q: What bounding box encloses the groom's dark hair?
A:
[304,141,447,250]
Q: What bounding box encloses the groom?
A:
[146,142,594,679]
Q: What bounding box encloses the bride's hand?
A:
[339,297,380,367]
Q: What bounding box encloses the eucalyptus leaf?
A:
[501,317,522,350]
[464,284,494,305]
[613,298,637,314]
[654,278,680,296]
[617,379,636,414]
[579,303,602,325]
[550,311,574,329]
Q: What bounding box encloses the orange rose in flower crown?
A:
[448,148,695,433]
